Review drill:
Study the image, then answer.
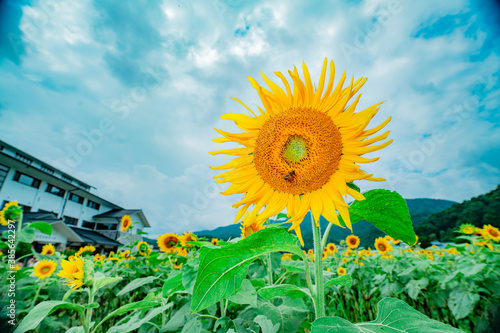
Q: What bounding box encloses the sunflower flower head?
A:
[483,224,500,242]
[337,266,346,275]
[75,245,96,257]
[57,256,90,290]
[157,233,180,254]
[137,241,151,255]
[34,259,57,279]
[41,243,56,255]
[346,235,360,249]
[1,201,22,225]
[210,58,392,246]
[375,237,393,255]
[240,213,266,239]
[459,224,475,235]
[326,243,337,255]
[211,238,219,246]
[121,215,132,232]
[179,231,199,247]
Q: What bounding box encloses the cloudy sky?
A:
[1,0,499,237]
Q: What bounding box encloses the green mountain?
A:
[196,198,457,249]
[415,185,500,247]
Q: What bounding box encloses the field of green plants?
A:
[1,198,499,333]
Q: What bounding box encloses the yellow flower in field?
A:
[459,224,475,235]
[474,241,493,251]
[308,249,314,256]
[436,250,444,257]
[121,215,132,231]
[337,267,346,275]
[282,253,292,261]
[473,227,487,238]
[326,243,337,255]
[137,241,151,256]
[57,257,84,290]
[375,237,393,254]
[211,238,219,246]
[1,201,21,225]
[176,247,188,257]
[174,262,183,270]
[210,58,392,246]
[322,251,327,260]
[392,238,400,245]
[412,235,419,246]
[240,214,266,239]
[41,243,56,255]
[381,254,394,260]
[483,225,500,242]
[157,233,180,254]
[342,258,348,264]
[346,235,360,249]
[75,245,96,257]
[119,250,131,259]
[34,260,57,279]
[179,232,199,247]
[93,253,105,262]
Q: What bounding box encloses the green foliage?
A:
[311,298,463,332]
[190,227,305,313]
[14,301,85,333]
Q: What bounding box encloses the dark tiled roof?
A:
[69,226,121,246]
[93,209,142,218]
[24,212,62,223]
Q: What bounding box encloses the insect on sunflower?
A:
[211,58,392,246]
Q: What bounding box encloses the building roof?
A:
[93,209,151,228]
[24,212,64,223]
[69,226,122,247]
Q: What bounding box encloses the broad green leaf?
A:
[17,227,36,244]
[254,315,280,333]
[311,297,463,332]
[181,317,202,333]
[182,260,198,294]
[254,298,308,333]
[258,284,312,301]
[107,303,172,333]
[93,273,122,292]
[276,213,289,220]
[162,271,183,297]
[116,276,158,297]
[28,222,52,235]
[324,274,352,289]
[457,263,486,277]
[14,301,85,333]
[92,301,160,333]
[448,289,480,320]
[405,278,429,300]
[161,302,193,332]
[282,261,306,273]
[227,279,258,306]
[340,189,416,245]
[190,227,305,313]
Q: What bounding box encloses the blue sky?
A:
[0,0,499,237]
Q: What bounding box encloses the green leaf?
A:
[324,274,352,289]
[448,289,480,320]
[93,273,122,292]
[137,230,148,235]
[457,263,486,277]
[28,222,53,235]
[282,261,306,274]
[190,227,305,313]
[254,315,280,333]
[92,301,160,333]
[405,278,429,300]
[254,298,308,333]
[182,260,198,294]
[276,213,289,220]
[107,303,172,333]
[258,284,312,301]
[311,297,464,332]
[162,271,183,297]
[14,301,85,333]
[17,227,36,244]
[346,182,360,193]
[181,317,202,333]
[161,302,193,332]
[116,276,158,297]
[340,189,416,245]
[227,279,258,306]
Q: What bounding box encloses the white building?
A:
[0,139,150,252]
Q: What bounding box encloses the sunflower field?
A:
[2,60,500,332]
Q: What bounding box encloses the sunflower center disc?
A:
[254,107,342,195]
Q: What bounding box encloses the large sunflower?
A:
[374,237,393,254]
[157,233,180,254]
[483,225,500,242]
[57,257,84,290]
[34,259,57,279]
[179,232,199,247]
[211,59,392,246]
[346,235,360,249]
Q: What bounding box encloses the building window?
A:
[40,165,55,174]
[96,223,112,230]
[82,221,95,229]
[69,193,84,204]
[13,171,41,188]
[61,174,73,183]
[86,200,100,210]
[64,216,78,226]
[46,184,66,197]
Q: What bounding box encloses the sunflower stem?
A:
[29,278,45,309]
[84,285,95,333]
[311,213,325,319]
[321,222,333,251]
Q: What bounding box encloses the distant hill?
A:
[196,198,457,249]
[415,185,500,247]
